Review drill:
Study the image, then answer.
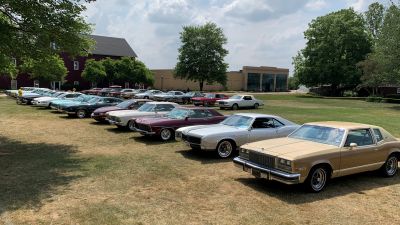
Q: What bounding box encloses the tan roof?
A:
[305,121,379,130]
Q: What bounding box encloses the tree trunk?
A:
[199,81,204,91]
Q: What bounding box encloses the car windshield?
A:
[88,97,101,104]
[117,100,135,109]
[79,95,94,102]
[221,115,253,128]
[204,93,214,98]
[288,125,345,146]
[138,103,155,112]
[166,108,191,119]
[53,92,65,97]
[230,95,242,100]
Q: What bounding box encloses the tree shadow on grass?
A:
[0,136,84,214]
[175,149,234,164]
[235,170,400,204]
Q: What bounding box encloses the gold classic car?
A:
[233,121,400,192]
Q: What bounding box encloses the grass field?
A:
[1,94,400,225]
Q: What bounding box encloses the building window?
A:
[11,57,17,66]
[73,61,79,70]
[73,81,79,86]
[11,80,17,90]
[247,73,261,91]
[91,82,97,88]
[262,74,274,92]
[276,74,288,92]
[125,82,130,88]
[34,80,40,88]
[50,42,57,50]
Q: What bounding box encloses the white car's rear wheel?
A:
[128,120,136,131]
[254,103,259,109]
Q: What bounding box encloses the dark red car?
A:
[134,107,226,141]
[81,88,102,95]
[91,99,152,121]
[192,93,228,106]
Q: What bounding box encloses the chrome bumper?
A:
[135,128,156,135]
[233,157,301,185]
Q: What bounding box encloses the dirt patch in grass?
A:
[1,96,400,224]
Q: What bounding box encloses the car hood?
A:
[34,96,55,101]
[242,137,337,160]
[182,124,243,136]
[93,106,122,113]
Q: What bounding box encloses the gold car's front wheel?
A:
[305,166,328,193]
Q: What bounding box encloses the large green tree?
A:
[294,9,372,96]
[175,22,228,91]
[114,57,154,86]
[20,55,68,82]
[82,59,106,85]
[365,2,385,41]
[0,0,94,78]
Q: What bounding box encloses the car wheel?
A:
[381,154,398,177]
[216,140,235,158]
[232,104,239,110]
[47,103,52,109]
[160,128,173,141]
[128,120,136,131]
[305,166,329,193]
[254,103,259,109]
[76,109,86,119]
[144,96,149,99]
[203,101,208,107]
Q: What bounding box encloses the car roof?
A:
[233,113,281,118]
[305,121,379,130]
[146,101,178,105]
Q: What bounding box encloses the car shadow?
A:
[50,110,64,114]
[0,135,85,215]
[105,127,132,134]
[176,149,235,164]
[235,170,400,204]
[89,120,110,126]
[130,135,172,146]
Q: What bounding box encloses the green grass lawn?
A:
[1,94,400,225]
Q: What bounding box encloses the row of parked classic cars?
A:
[4,87,400,192]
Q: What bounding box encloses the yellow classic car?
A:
[233,121,400,192]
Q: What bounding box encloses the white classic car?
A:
[175,113,300,158]
[32,92,82,107]
[106,102,179,130]
[134,90,164,99]
[217,95,264,110]
[153,91,185,102]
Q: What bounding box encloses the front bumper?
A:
[91,113,106,120]
[135,128,156,135]
[233,157,301,185]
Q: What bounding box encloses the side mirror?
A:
[349,143,358,149]
[185,116,189,121]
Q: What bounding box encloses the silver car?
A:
[175,113,299,158]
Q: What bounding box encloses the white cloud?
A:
[347,0,375,12]
[146,0,194,24]
[306,0,328,10]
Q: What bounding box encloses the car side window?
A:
[252,118,275,129]
[243,96,253,100]
[155,104,175,111]
[345,129,374,147]
[273,119,285,128]
[373,128,384,142]
[190,110,207,118]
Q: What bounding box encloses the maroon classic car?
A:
[91,99,152,121]
[81,88,102,95]
[192,93,228,106]
[134,107,226,141]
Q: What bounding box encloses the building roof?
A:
[89,35,137,58]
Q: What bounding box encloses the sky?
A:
[83,0,389,74]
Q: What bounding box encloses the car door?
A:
[339,128,383,176]
[249,117,279,142]
[242,96,254,107]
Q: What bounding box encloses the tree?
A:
[102,57,117,85]
[20,55,68,82]
[0,0,94,76]
[82,59,106,85]
[294,9,372,96]
[357,55,382,95]
[364,2,385,41]
[175,22,228,91]
[114,57,154,85]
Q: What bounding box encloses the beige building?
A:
[151,66,289,92]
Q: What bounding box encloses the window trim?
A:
[73,61,79,70]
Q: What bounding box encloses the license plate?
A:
[251,168,261,178]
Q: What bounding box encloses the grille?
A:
[135,123,151,132]
[182,134,201,144]
[249,151,275,168]
[218,101,225,105]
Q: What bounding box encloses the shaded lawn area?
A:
[1,94,400,225]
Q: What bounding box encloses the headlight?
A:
[239,148,249,159]
[277,158,292,171]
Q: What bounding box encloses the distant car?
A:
[121,89,147,99]
[81,88,102,95]
[18,89,54,104]
[32,92,82,108]
[217,95,264,110]
[192,93,228,106]
[153,91,185,102]
[134,90,164,99]
[178,91,204,104]
[61,97,123,118]
[106,102,179,130]
[51,95,99,111]
[234,121,400,192]
[134,107,226,141]
[176,113,299,158]
[91,99,152,122]
[98,87,123,97]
